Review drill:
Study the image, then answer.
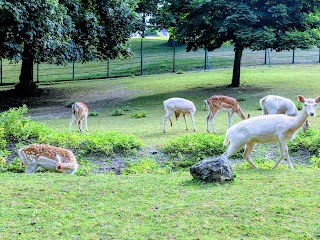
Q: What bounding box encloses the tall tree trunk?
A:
[231,46,244,87]
[14,44,39,97]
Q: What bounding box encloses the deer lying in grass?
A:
[260,95,310,131]
[223,95,320,169]
[19,144,78,174]
[205,95,249,134]
[163,97,196,132]
[70,102,89,132]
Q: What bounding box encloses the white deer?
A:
[260,95,310,131]
[70,102,89,132]
[163,97,196,132]
[223,95,320,169]
[205,95,249,134]
[18,144,78,174]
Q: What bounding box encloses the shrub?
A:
[89,112,99,117]
[110,109,125,116]
[162,133,226,168]
[288,128,320,155]
[131,111,147,118]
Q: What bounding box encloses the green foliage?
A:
[75,156,97,176]
[110,109,126,116]
[131,110,147,118]
[66,101,76,108]
[288,128,320,155]
[177,69,183,74]
[162,133,225,167]
[88,111,99,117]
[310,155,320,168]
[0,157,24,173]
[0,105,52,142]
[123,158,171,174]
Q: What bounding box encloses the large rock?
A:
[190,155,233,182]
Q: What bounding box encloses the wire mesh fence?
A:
[1,37,319,85]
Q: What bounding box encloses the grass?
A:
[1,54,320,238]
[32,64,320,147]
[0,169,319,239]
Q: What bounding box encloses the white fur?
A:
[260,95,309,131]
[223,95,320,169]
[163,97,196,132]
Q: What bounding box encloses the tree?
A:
[167,0,320,87]
[0,0,138,96]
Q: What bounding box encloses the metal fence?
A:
[1,38,320,85]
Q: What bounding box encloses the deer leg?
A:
[227,111,234,128]
[190,112,196,132]
[163,112,173,132]
[273,139,293,169]
[85,116,89,132]
[182,114,188,131]
[223,142,244,159]
[206,111,212,133]
[209,109,219,134]
[243,142,259,169]
[69,115,76,130]
[25,164,39,174]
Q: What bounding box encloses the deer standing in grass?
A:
[18,144,78,174]
[223,95,320,169]
[70,102,89,132]
[260,95,310,131]
[163,97,196,132]
[205,95,249,134]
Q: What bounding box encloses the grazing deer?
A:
[205,95,249,134]
[163,97,196,132]
[70,102,89,132]
[18,144,78,174]
[223,95,320,169]
[260,95,310,131]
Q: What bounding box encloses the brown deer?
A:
[205,95,249,134]
[70,102,89,132]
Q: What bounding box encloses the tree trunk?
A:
[230,46,244,87]
[14,44,40,97]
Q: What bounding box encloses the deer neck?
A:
[291,108,308,130]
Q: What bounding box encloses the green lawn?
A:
[1,169,319,239]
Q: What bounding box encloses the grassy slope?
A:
[37,64,320,147]
[1,169,319,239]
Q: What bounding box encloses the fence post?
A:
[36,62,39,83]
[204,49,209,69]
[264,49,267,64]
[318,48,320,63]
[292,50,295,64]
[140,37,144,75]
[0,59,2,85]
[72,62,75,80]
[107,57,110,78]
[172,40,176,72]
[267,48,271,65]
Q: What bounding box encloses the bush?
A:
[131,111,147,118]
[288,128,320,155]
[110,109,125,116]
[162,133,226,168]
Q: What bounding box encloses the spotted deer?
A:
[18,144,78,174]
[70,102,89,132]
[223,95,320,169]
[205,95,249,134]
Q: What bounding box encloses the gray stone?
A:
[190,155,233,182]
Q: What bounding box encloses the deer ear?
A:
[297,95,304,103]
[315,97,320,103]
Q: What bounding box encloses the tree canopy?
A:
[0,0,138,96]
[167,0,320,86]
